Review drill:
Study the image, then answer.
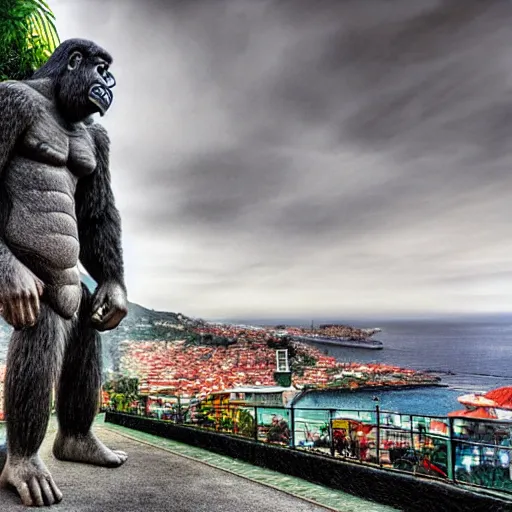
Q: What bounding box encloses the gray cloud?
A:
[52,0,512,318]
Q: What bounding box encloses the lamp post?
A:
[373,396,381,466]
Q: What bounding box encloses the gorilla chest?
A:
[21,116,97,178]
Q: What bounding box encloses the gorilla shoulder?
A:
[0,81,40,117]
[86,121,110,147]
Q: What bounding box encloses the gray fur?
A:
[55,284,101,438]
[5,303,68,457]
[0,39,127,507]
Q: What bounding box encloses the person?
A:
[267,415,290,443]
[334,428,349,456]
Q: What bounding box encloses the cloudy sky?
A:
[51,0,512,320]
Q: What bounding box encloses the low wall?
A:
[105,412,512,512]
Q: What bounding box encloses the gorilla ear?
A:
[68,51,84,71]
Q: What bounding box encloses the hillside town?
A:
[116,321,439,399]
[0,316,440,418]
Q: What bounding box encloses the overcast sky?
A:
[51,0,512,320]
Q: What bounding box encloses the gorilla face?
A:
[88,60,116,116]
[30,39,116,122]
[62,48,116,120]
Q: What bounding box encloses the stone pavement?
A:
[0,417,397,511]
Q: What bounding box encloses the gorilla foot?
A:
[0,454,63,507]
[53,430,128,467]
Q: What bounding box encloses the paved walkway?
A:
[0,417,397,511]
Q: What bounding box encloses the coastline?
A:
[300,382,448,395]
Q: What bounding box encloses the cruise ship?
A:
[290,334,384,350]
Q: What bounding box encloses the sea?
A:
[249,315,512,417]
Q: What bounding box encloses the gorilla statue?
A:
[0,39,128,506]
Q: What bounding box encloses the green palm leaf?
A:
[0,0,60,81]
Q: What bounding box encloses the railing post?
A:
[290,406,295,449]
[329,409,335,457]
[410,415,414,451]
[254,406,259,442]
[448,417,455,482]
[376,404,381,466]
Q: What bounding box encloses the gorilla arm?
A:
[75,122,127,331]
[0,84,44,328]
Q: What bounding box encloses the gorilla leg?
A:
[0,303,65,506]
[52,283,127,467]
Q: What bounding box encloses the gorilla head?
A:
[31,38,116,122]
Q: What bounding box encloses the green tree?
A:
[237,409,255,438]
[0,0,60,80]
[104,377,140,412]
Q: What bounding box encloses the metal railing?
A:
[107,402,512,495]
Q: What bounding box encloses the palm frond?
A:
[0,0,60,80]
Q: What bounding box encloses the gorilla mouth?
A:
[88,84,113,116]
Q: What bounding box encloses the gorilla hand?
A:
[91,281,127,331]
[0,258,44,329]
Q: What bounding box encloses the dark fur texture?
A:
[5,301,68,457]
[76,124,125,289]
[0,39,127,507]
[56,284,102,438]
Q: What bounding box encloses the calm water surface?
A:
[295,317,512,416]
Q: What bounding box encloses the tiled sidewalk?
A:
[100,416,398,512]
